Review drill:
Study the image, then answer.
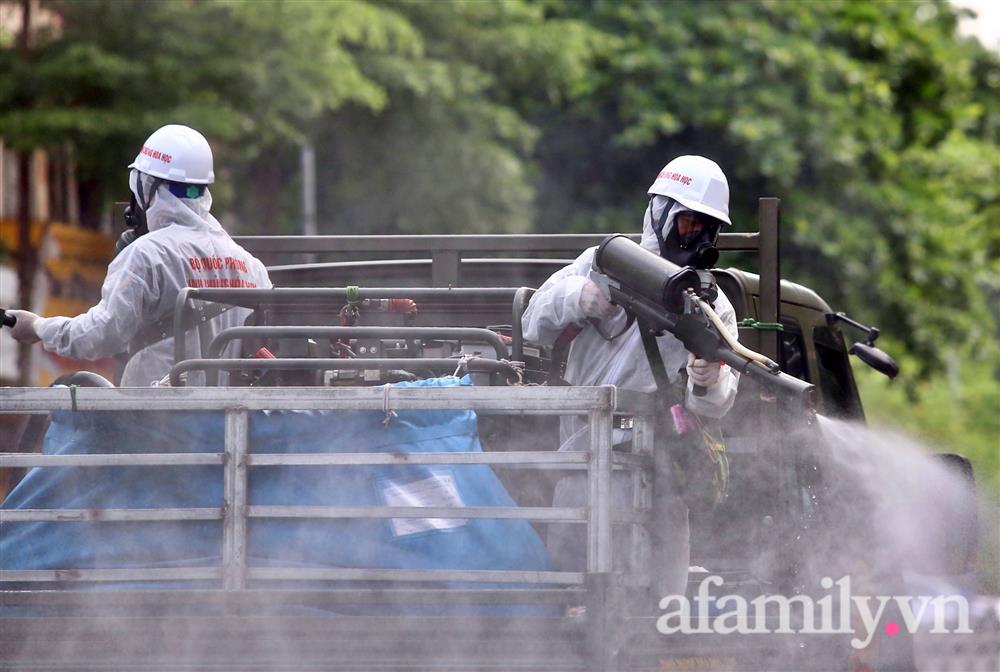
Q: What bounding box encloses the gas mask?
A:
[116,172,161,256]
[650,198,722,269]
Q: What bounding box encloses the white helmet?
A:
[647,155,730,226]
[128,124,215,184]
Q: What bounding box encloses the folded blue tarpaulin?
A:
[0,377,552,583]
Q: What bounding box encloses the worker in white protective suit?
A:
[522,155,739,585]
[7,124,271,387]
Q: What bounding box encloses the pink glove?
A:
[579,279,619,320]
[687,353,721,388]
[6,309,41,344]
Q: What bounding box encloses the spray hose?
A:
[695,296,780,372]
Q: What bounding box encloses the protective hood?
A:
[129,169,219,234]
[640,195,677,252]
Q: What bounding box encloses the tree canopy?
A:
[530,0,999,383]
[1,0,996,386]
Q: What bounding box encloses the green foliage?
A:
[0,0,423,215]
[307,0,606,234]
[534,0,1000,385]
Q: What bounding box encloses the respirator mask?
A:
[651,198,722,270]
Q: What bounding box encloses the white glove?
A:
[687,353,721,388]
[579,279,619,320]
[6,309,41,344]
[152,371,187,387]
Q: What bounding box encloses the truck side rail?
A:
[206,327,510,361]
[234,231,767,289]
[171,357,523,387]
[171,287,523,365]
[200,325,514,386]
[0,385,655,592]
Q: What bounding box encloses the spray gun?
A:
[681,289,711,397]
[593,234,814,409]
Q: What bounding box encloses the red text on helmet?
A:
[656,170,693,186]
[140,146,173,164]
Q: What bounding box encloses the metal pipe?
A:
[235,234,645,255]
[0,588,589,608]
[170,357,522,387]
[248,567,584,586]
[300,143,317,237]
[0,453,224,468]
[247,505,587,522]
[630,415,655,575]
[591,410,614,573]
[511,287,534,363]
[223,408,249,591]
[206,326,509,361]
[232,232,757,255]
[172,286,196,365]
[0,384,623,413]
[758,198,781,363]
[171,287,522,310]
[0,508,223,522]
[247,451,587,466]
[1,568,223,582]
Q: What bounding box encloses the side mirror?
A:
[827,312,901,380]
[848,342,900,380]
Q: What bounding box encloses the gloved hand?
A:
[687,353,721,388]
[153,371,187,387]
[579,279,619,320]
[6,309,41,344]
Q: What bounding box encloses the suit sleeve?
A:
[521,250,596,347]
[34,245,155,361]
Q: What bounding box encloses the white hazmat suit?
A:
[522,195,740,452]
[524,196,740,581]
[34,172,271,387]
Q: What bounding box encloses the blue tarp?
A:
[0,377,551,586]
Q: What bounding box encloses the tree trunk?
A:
[16,152,35,386]
[15,0,35,385]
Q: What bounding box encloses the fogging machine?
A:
[593,234,815,408]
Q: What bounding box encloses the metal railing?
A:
[234,232,767,288]
[0,384,657,591]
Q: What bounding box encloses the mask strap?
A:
[651,197,674,258]
[135,173,163,212]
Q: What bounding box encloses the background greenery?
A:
[1,0,997,494]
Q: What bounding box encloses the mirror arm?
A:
[826,311,880,345]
